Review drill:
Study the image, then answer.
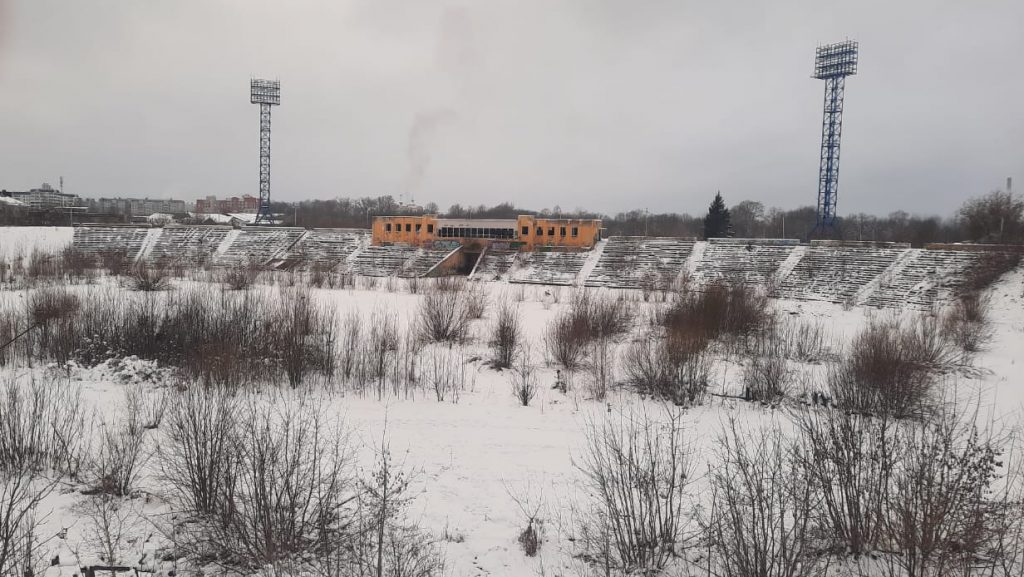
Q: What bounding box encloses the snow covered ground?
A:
[0,234,1021,577]
[0,226,74,260]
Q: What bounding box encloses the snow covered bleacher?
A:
[471,244,519,281]
[351,245,418,277]
[72,226,150,261]
[778,241,909,304]
[584,236,695,289]
[695,238,798,286]
[215,227,304,266]
[864,248,980,309]
[398,247,457,278]
[278,229,367,270]
[510,250,588,285]
[146,226,230,266]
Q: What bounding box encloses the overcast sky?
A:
[0,0,1021,217]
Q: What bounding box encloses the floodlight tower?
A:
[811,41,858,238]
[250,79,280,225]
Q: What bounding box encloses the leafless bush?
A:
[417,289,470,344]
[943,292,994,353]
[779,319,831,363]
[424,345,468,403]
[184,391,353,569]
[586,335,615,401]
[829,315,958,419]
[222,258,261,290]
[0,465,59,576]
[881,403,1005,577]
[90,419,150,496]
[509,346,538,406]
[622,333,711,406]
[465,282,488,319]
[160,386,238,521]
[127,261,171,291]
[490,299,522,370]
[78,494,138,566]
[124,383,169,432]
[505,481,545,558]
[960,250,1022,294]
[661,282,772,345]
[575,406,695,574]
[794,408,898,555]
[337,427,444,577]
[272,287,337,387]
[99,249,131,277]
[0,376,88,478]
[544,291,634,370]
[702,419,821,577]
[742,330,791,404]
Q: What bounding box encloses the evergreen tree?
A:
[703,191,733,238]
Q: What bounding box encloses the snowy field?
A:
[0,230,1022,577]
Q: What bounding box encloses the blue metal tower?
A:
[811,41,858,238]
[251,79,280,225]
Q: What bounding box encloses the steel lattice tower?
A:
[250,79,280,225]
[811,41,858,237]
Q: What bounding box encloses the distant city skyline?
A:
[0,0,1021,218]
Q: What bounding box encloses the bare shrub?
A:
[742,330,791,404]
[339,427,444,577]
[222,258,260,290]
[661,282,772,345]
[0,465,59,576]
[160,386,238,519]
[960,250,1022,294]
[575,407,694,574]
[272,287,337,387]
[622,333,711,406]
[505,481,545,558]
[424,345,468,403]
[509,346,538,406]
[127,261,171,291]
[489,299,522,370]
[124,383,168,432]
[702,419,821,577]
[417,289,470,344]
[99,249,130,277]
[0,377,88,478]
[794,408,898,555]
[943,292,994,353]
[90,419,150,496]
[465,281,488,319]
[881,403,1004,577]
[192,392,353,568]
[544,291,634,370]
[586,335,615,401]
[78,494,137,566]
[780,319,831,363]
[829,315,958,419]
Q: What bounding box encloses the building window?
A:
[415,224,421,232]
[405,223,412,232]
[385,223,392,232]
[521,226,529,235]
[572,227,578,237]
[560,227,566,236]
[427,224,434,233]
[536,227,542,236]
[548,227,555,236]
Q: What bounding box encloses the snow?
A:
[1,229,1022,576]
[0,225,74,260]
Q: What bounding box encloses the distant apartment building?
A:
[1,183,83,210]
[88,196,189,215]
[195,195,259,214]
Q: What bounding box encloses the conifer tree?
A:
[703,191,733,238]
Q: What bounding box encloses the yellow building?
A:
[372,215,602,250]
